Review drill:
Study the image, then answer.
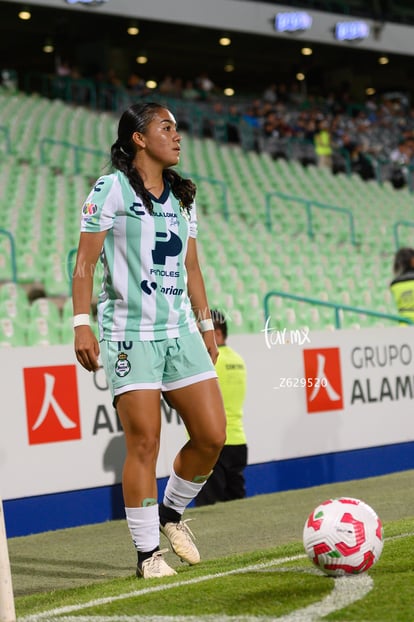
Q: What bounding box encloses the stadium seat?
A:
[26,317,61,346]
[0,298,30,324]
[0,282,28,305]
[61,296,74,321]
[29,297,61,325]
[0,317,27,347]
[60,315,74,345]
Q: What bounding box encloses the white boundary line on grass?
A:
[276,573,373,621]
[20,554,305,621]
[28,574,373,622]
[21,532,414,622]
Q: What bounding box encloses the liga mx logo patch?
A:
[23,365,81,444]
[303,348,344,413]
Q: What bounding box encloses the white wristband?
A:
[73,314,90,328]
[199,318,214,332]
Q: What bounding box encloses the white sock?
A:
[163,470,207,515]
[125,505,160,553]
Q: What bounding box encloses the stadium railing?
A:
[181,172,229,221]
[23,72,98,109]
[264,191,357,245]
[38,138,107,175]
[263,290,413,329]
[0,126,11,154]
[393,219,414,250]
[0,230,17,283]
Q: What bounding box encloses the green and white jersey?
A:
[80,170,199,341]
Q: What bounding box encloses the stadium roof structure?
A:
[1,0,414,99]
[246,0,414,26]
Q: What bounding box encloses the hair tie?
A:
[120,145,130,156]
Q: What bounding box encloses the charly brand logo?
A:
[303,348,344,413]
[262,316,311,348]
[23,365,81,444]
[129,201,145,216]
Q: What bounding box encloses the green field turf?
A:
[8,469,414,621]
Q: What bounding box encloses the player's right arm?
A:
[72,230,108,372]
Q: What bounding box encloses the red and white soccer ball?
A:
[303,497,384,577]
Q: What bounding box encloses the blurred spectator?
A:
[262,83,278,104]
[203,101,227,138]
[314,119,333,169]
[172,77,183,99]
[242,102,262,130]
[56,59,71,77]
[182,80,199,101]
[97,68,124,110]
[195,71,216,100]
[389,140,413,188]
[226,104,242,144]
[127,72,146,96]
[334,132,375,180]
[390,248,414,323]
[159,74,175,96]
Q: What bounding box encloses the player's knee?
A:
[203,429,226,456]
[128,435,160,462]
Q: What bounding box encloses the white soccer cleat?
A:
[160,519,200,565]
[136,549,177,579]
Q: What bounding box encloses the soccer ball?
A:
[303,497,384,576]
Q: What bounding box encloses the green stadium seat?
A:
[0,298,30,324]
[0,282,28,305]
[0,317,27,346]
[27,317,61,346]
[60,315,74,344]
[29,297,61,325]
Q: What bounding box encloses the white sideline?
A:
[276,574,373,621]
[20,532,414,622]
[20,554,305,621]
[19,573,373,622]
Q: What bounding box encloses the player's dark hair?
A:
[393,247,414,275]
[210,309,228,340]
[110,102,196,215]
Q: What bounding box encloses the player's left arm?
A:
[186,237,219,364]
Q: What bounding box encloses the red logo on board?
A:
[23,365,81,444]
[303,348,343,413]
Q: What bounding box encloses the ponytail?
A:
[110,139,154,213]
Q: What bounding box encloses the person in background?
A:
[390,247,414,323]
[72,102,226,579]
[314,119,333,169]
[195,309,248,506]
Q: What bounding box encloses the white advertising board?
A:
[233,325,414,463]
[1,325,414,501]
[0,346,187,500]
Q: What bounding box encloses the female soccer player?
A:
[72,102,226,579]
